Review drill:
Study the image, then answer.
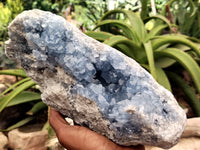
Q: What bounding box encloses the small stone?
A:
[0,75,16,84]
[0,84,6,93]
[0,132,8,150]
[8,124,48,150]
[47,138,66,150]
[5,9,186,148]
[145,137,200,150]
[182,117,200,138]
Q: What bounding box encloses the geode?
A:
[5,9,186,148]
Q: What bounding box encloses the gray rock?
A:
[0,83,6,93]
[0,132,8,150]
[5,9,186,148]
[8,124,48,150]
[145,137,200,150]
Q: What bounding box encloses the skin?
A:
[49,108,144,150]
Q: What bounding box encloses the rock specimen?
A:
[5,9,186,148]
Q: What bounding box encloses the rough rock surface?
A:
[181,117,200,138]
[0,83,6,93]
[8,125,48,150]
[145,137,200,150]
[0,132,8,150]
[5,9,186,148]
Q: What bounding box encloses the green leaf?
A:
[0,80,36,112]
[167,72,200,116]
[42,121,49,131]
[85,31,113,42]
[43,107,56,137]
[5,117,34,131]
[126,11,147,41]
[99,9,147,42]
[141,0,148,19]
[140,64,171,91]
[173,44,191,52]
[26,101,47,115]
[152,35,200,57]
[103,35,127,46]
[6,91,41,107]
[0,69,27,77]
[180,11,196,34]
[103,35,145,62]
[187,37,200,43]
[42,121,55,137]
[162,0,196,17]
[155,48,200,94]
[94,20,141,44]
[0,77,31,98]
[155,57,176,68]
[161,0,179,15]
[103,35,134,59]
[147,24,168,40]
[115,43,134,59]
[144,15,172,33]
[155,66,171,91]
[143,41,156,80]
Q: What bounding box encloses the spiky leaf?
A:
[6,91,41,107]
[26,101,47,115]
[155,48,200,94]
[85,31,113,42]
[0,80,36,112]
[5,117,34,131]
[167,72,200,116]
[0,69,27,77]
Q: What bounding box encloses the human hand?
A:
[49,108,144,150]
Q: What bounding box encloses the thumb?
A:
[49,108,69,131]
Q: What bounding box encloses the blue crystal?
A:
[22,12,183,135]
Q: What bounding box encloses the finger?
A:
[49,108,69,131]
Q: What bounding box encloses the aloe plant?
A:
[86,9,200,116]
[161,0,200,39]
[0,69,47,131]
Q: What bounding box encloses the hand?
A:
[49,108,144,150]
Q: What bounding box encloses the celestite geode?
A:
[5,9,186,148]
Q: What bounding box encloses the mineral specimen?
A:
[5,9,186,148]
